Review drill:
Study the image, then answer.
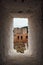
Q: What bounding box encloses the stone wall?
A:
[0,0,42,65]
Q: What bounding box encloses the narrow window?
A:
[18,36,19,39]
[21,36,23,39]
[26,36,28,39]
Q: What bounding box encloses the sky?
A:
[13,18,28,28]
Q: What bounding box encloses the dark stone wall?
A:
[0,0,43,65]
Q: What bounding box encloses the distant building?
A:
[13,26,28,34]
[13,26,28,53]
[13,26,28,43]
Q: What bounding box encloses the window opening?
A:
[13,18,28,53]
[21,36,23,39]
[26,36,28,39]
[18,36,19,39]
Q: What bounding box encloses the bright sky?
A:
[13,18,28,28]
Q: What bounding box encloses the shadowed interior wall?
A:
[28,6,42,59]
[0,8,13,61]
